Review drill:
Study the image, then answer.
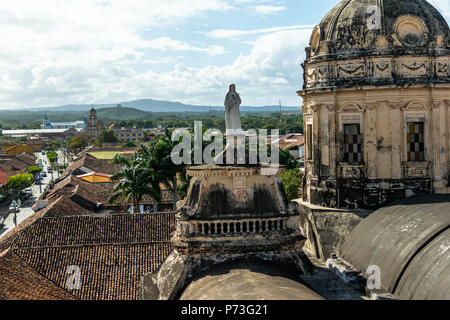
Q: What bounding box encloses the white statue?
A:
[225,84,242,133]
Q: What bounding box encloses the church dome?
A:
[303,0,450,90]
[316,0,449,51]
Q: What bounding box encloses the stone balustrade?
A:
[178,217,288,237]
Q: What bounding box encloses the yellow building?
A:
[77,172,112,183]
[299,0,450,209]
[4,143,35,156]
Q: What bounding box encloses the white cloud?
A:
[127,29,312,106]
[0,0,312,108]
[0,0,233,107]
[253,5,286,15]
[1,27,311,108]
[206,25,315,39]
[143,38,225,56]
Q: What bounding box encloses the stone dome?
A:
[303,0,450,90]
[316,0,449,51]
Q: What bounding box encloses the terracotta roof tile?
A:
[14,243,172,300]
[63,155,123,176]
[12,213,176,249]
[0,251,77,300]
[1,212,176,300]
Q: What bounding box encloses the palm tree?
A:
[109,154,161,213]
[141,130,187,211]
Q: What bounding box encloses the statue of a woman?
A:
[225,84,242,133]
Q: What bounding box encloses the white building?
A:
[41,115,86,130]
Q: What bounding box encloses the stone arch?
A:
[338,103,364,113]
[403,101,431,111]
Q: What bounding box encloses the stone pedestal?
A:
[140,165,313,300]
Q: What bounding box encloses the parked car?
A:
[48,167,53,173]
[40,171,47,178]
[9,200,19,213]
[41,150,46,155]
[19,190,31,201]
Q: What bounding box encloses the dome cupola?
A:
[303,0,450,90]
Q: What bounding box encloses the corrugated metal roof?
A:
[2,128,82,135]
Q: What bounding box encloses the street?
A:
[0,151,62,239]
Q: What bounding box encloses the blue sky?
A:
[0,0,448,109]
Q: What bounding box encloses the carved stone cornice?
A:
[325,104,338,112]
[390,103,403,111]
[303,104,318,114]
[365,103,377,111]
[432,101,444,109]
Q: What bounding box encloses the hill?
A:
[7,98,299,113]
[96,106,150,120]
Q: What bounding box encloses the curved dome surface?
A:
[302,0,450,90]
[395,228,450,300]
[318,0,449,51]
[339,194,450,300]
[179,261,324,300]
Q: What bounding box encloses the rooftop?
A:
[0,212,176,300]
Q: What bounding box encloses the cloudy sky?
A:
[0,0,448,109]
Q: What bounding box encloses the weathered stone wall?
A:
[301,86,449,209]
[295,200,371,261]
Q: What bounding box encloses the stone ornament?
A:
[394,15,427,47]
[375,36,389,49]
[310,26,321,56]
[233,189,247,202]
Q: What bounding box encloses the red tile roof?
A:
[15,243,172,300]
[0,153,36,185]
[13,214,176,248]
[0,251,77,300]
[50,172,174,208]
[0,213,176,300]
[63,155,123,176]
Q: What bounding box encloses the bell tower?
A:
[87,107,99,137]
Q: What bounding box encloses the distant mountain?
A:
[11,98,300,113]
[96,106,150,120]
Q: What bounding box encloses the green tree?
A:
[97,129,119,146]
[280,168,303,201]
[7,174,34,198]
[141,129,187,211]
[279,148,297,169]
[109,153,161,214]
[70,132,91,151]
[27,166,43,176]
[46,151,58,164]
[122,141,137,148]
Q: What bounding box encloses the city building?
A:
[108,121,144,142]
[41,115,86,131]
[273,133,305,162]
[1,128,79,141]
[3,143,34,157]
[87,108,100,137]
[299,0,450,209]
